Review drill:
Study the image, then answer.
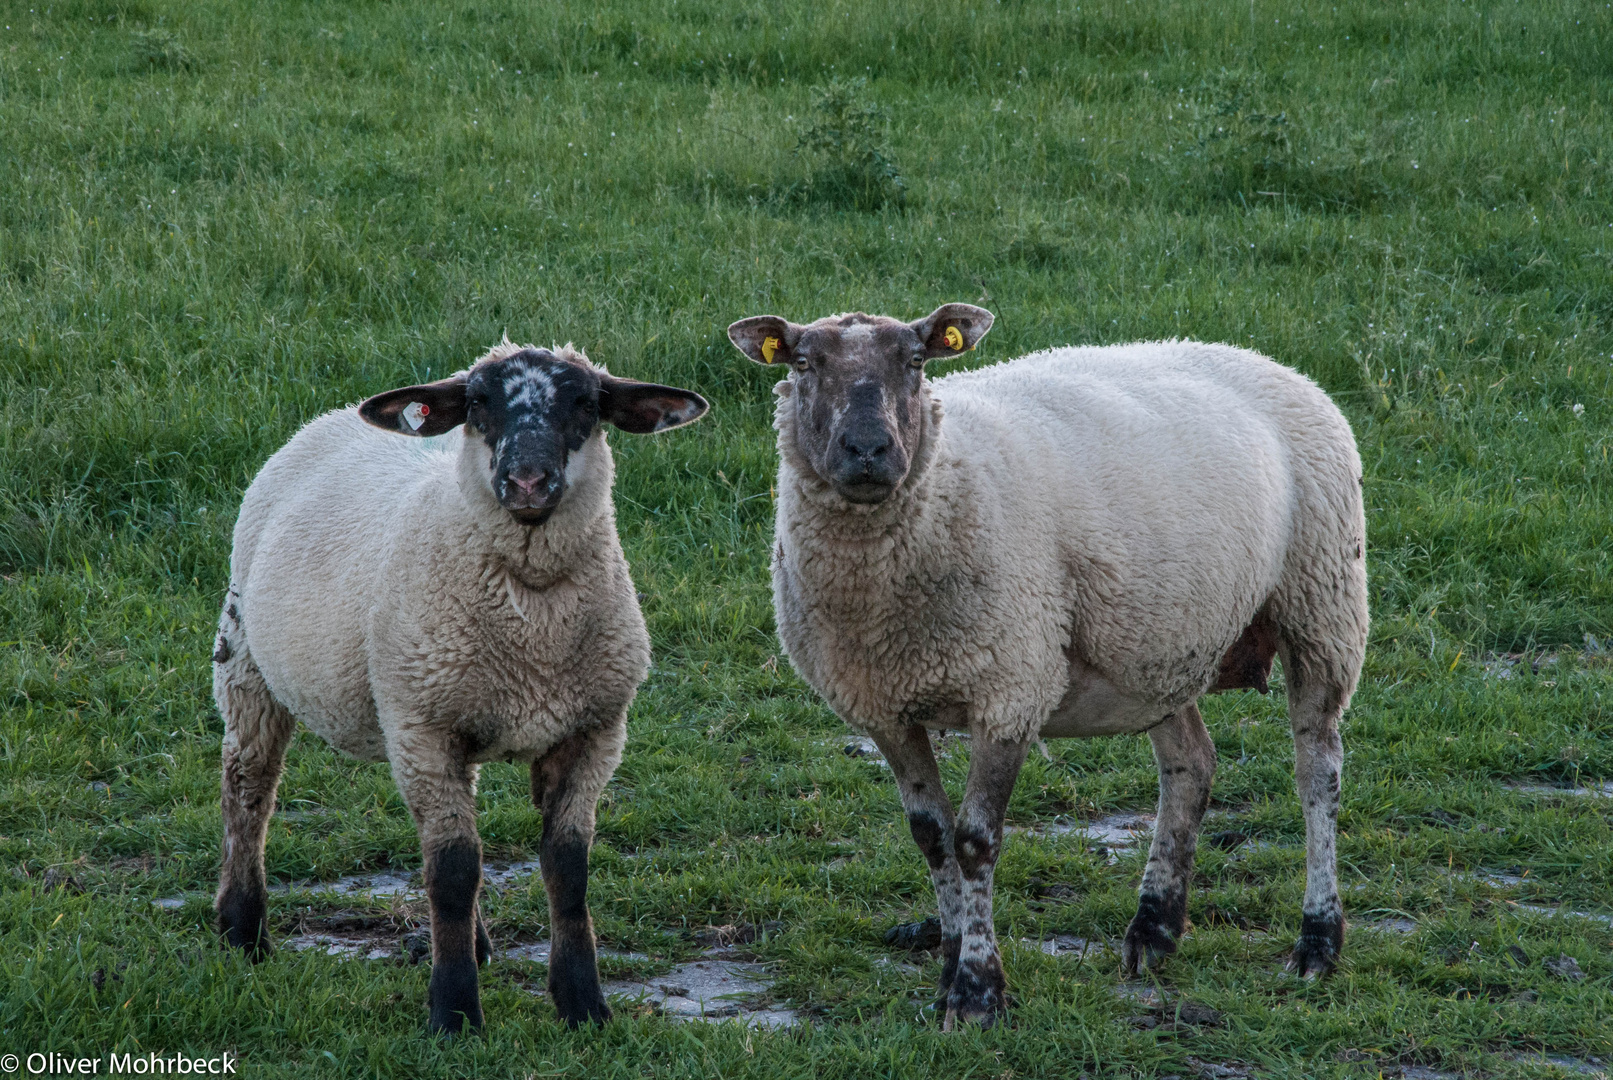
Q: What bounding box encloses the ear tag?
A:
[760,336,782,364]
[943,326,965,352]
[402,401,430,431]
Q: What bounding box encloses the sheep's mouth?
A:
[833,480,896,505]
[507,505,557,527]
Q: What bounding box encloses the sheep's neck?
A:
[473,490,615,594]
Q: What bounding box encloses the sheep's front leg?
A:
[948,730,1031,1030]
[1122,703,1216,974]
[214,639,295,960]
[531,718,626,1027]
[870,725,966,1006]
[391,739,485,1035]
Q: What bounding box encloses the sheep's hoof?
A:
[428,962,484,1035]
[1121,891,1187,975]
[940,955,1006,1031]
[553,995,612,1028]
[426,1005,484,1038]
[216,888,271,962]
[1286,913,1344,979]
[1120,918,1180,975]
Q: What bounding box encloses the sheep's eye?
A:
[791,356,811,372]
[908,354,925,369]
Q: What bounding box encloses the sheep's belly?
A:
[1040,660,1171,738]
[297,707,389,762]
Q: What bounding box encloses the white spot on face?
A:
[503,365,555,408]
[840,323,875,349]
[563,434,595,488]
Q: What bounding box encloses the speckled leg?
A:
[1123,703,1216,974]
[1282,659,1347,978]
[531,717,626,1028]
[214,619,295,962]
[946,731,1030,1030]
[871,725,965,1005]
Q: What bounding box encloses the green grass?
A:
[2,0,1611,1075]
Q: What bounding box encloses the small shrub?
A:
[793,77,905,211]
[131,28,195,71]
[1181,70,1293,197]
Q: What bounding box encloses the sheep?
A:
[211,339,708,1033]
[727,305,1368,1029]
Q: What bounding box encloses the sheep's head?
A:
[728,304,992,504]
[360,346,708,525]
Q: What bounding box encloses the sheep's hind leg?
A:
[1280,648,1348,978]
[1122,703,1216,975]
[947,730,1031,1030]
[871,725,965,1009]
[390,737,486,1034]
[531,717,627,1027]
[214,623,295,961]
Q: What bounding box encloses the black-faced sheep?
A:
[728,305,1367,1029]
[212,340,708,1033]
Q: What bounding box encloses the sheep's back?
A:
[931,341,1358,700]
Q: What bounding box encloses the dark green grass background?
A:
[2,0,1610,1076]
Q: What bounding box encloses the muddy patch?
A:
[1113,986,1224,1032]
[603,953,799,1029]
[1359,916,1418,934]
[270,870,421,900]
[155,859,543,910]
[1018,933,1107,958]
[1394,1067,1461,1080]
[1186,1059,1255,1080]
[1010,811,1155,862]
[1501,1052,1606,1076]
[1450,869,1613,927]
[281,909,424,962]
[1505,781,1613,800]
[839,736,883,761]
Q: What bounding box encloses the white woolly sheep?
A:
[728,305,1368,1029]
[212,340,708,1033]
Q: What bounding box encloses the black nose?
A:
[840,426,892,461]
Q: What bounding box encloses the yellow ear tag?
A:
[761,336,781,363]
[943,326,965,351]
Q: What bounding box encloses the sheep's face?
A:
[358,347,710,526]
[728,304,993,504]
[462,351,609,524]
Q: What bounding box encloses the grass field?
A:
[3,0,1612,1075]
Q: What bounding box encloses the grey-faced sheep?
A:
[727,305,1367,1029]
[212,340,708,1033]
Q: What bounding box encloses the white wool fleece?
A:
[770,340,1368,744]
[226,344,650,771]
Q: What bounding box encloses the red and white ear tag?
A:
[402,401,430,431]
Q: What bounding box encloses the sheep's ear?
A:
[727,315,803,367]
[358,375,469,436]
[911,303,994,361]
[598,375,710,434]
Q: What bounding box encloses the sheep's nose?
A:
[840,427,892,460]
[507,469,550,497]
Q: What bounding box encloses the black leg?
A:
[425,835,485,1034]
